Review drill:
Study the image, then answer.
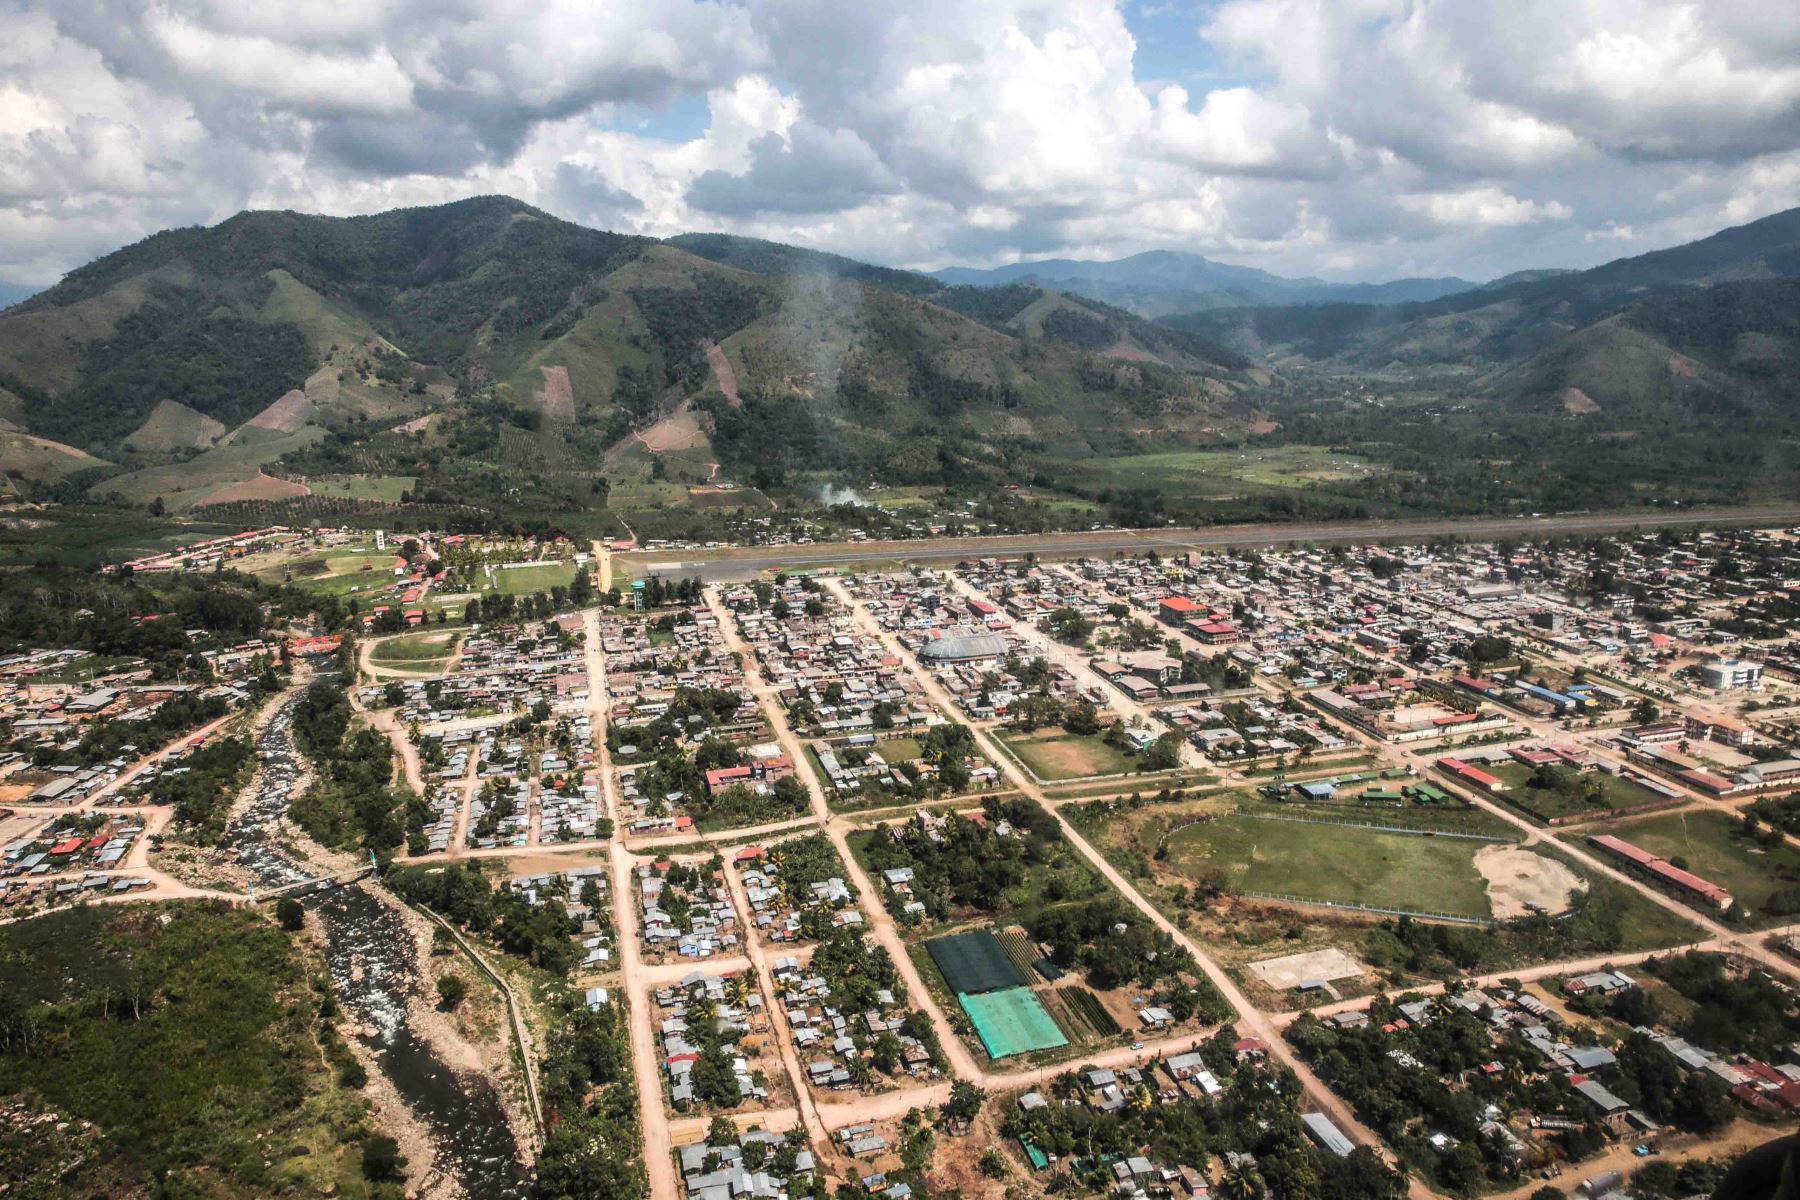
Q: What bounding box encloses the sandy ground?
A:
[394,898,540,1169]
[1476,843,1588,918]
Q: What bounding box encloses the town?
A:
[8,520,1800,1200]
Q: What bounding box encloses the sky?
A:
[2,0,1799,293]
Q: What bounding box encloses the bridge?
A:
[252,864,378,902]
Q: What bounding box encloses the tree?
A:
[980,1147,1010,1178]
[707,1115,737,1147]
[275,897,305,931]
[436,973,467,1011]
[362,1135,403,1181]
[940,1079,984,1124]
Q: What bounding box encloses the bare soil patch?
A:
[639,408,709,452]
[1248,947,1367,991]
[705,341,741,407]
[1475,844,1587,918]
[1561,387,1601,414]
[194,471,312,507]
[534,365,575,423]
[244,387,314,433]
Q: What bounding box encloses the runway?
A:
[617,503,1800,582]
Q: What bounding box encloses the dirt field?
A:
[243,388,314,433]
[706,342,741,407]
[1000,729,1136,781]
[193,471,313,507]
[1562,387,1602,414]
[391,414,433,434]
[1248,947,1367,991]
[639,408,709,452]
[535,365,575,422]
[1476,844,1588,918]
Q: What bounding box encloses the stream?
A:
[228,685,530,1198]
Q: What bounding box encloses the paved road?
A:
[620,505,1800,582]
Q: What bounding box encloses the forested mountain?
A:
[0,197,1260,513]
[931,249,1478,317]
[1167,205,1800,382]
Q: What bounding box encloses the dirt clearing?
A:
[194,471,312,507]
[243,388,314,433]
[706,342,741,407]
[1247,947,1368,991]
[535,365,575,422]
[639,408,709,452]
[1476,844,1587,918]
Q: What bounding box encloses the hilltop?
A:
[0,197,1260,520]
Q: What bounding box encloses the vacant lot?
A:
[1487,761,1673,821]
[1164,813,1501,918]
[1607,809,1800,923]
[998,728,1138,781]
[873,736,923,764]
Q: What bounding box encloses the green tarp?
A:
[960,987,1068,1058]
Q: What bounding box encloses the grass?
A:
[1162,812,1502,918]
[1073,446,1384,503]
[306,474,417,503]
[0,902,385,1199]
[997,728,1139,781]
[1486,761,1672,820]
[368,629,462,665]
[480,562,577,595]
[1605,809,1800,924]
[873,736,923,764]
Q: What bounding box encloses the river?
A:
[229,685,530,1198]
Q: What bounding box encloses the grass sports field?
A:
[1163,813,1501,918]
[479,562,577,595]
[1606,809,1800,923]
[998,729,1138,781]
[368,630,461,672]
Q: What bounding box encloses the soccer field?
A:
[1164,813,1499,918]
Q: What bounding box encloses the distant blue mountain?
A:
[930,249,1478,317]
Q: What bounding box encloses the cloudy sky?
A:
[3,0,1799,294]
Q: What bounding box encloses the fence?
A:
[1236,890,1497,926]
[1233,810,1511,842]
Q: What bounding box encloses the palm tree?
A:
[1221,1165,1265,1200]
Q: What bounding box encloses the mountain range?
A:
[931,250,1484,317]
[0,197,1261,514]
[0,194,1793,525]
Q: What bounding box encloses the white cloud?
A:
[1398,187,1573,229]
[0,0,1797,289]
